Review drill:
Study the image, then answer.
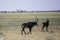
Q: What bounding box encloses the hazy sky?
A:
[0,0,60,11]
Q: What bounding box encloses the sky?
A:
[0,0,60,11]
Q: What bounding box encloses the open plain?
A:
[0,12,60,40]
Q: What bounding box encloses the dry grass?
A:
[0,12,60,40]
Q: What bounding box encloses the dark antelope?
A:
[41,19,49,32]
[21,17,38,35]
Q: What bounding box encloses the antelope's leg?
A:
[46,26,48,32]
[41,25,44,32]
[21,28,26,35]
[22,28,26,34]
[29,28,32,34]
[27,28,32,34]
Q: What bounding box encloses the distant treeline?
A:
[0,10,60,13]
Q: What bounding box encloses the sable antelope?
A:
[41,19,49,32]
[21,17,38,35]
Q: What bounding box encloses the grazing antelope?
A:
[21,17,38,35]
[41,19,49,32]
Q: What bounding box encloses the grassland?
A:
[0,12,60,40]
